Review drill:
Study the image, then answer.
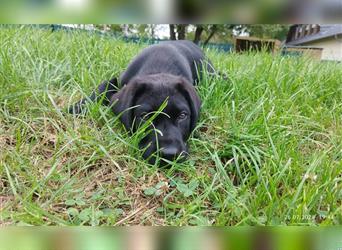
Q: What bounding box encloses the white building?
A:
[285,24,342,61]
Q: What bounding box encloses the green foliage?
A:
[245,24,290,40]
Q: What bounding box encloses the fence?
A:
[45,24,234,52]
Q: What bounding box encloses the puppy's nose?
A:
[161,147,180,161]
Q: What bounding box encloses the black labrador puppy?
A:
[69,40,216,164]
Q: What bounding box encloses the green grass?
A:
[0,26,341,226]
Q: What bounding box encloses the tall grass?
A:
[0,26,341,225]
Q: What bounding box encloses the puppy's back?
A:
[120,40,212,86]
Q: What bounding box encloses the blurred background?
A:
[0,0,341,23]
[0,227,342,250]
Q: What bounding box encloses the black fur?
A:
[69,40,216,164]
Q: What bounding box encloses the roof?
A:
[284,45,323,50]
[286,24,342,45]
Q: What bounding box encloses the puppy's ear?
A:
[111,81,147,131]
[177,79,201,132]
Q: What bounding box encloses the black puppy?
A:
[69,40,215,164]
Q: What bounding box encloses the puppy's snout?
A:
[161,146,180,161]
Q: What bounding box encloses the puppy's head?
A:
[111,73,201,164]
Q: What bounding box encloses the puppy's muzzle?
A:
[161,146,182,161]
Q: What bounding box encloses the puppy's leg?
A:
[68,77,119,114]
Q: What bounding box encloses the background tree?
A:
[193,25,204,44]
[169,24,176,40]
[203,24,218,45]
[93,24,290,43]
[169,24,188,40]
[243,24,290,40]
[190,24,237,45]
[177,24,187,40]
[135,24,157,39]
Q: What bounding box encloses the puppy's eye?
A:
[177,111,188,121]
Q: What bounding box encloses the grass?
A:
[0,26,341,226]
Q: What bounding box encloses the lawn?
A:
[0,26,341,226]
